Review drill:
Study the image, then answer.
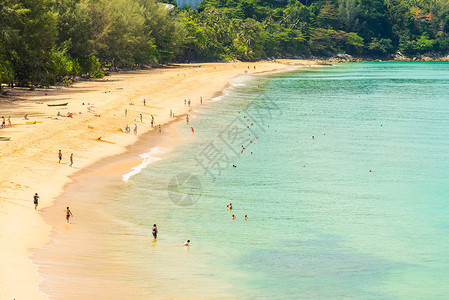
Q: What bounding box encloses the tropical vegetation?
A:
[1,0,449,89]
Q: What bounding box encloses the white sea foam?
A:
[207,75,251,103]
[122,147,167,182]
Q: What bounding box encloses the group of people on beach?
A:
[1,116,11,128]
[58,150,74,167]
[33,193,73,223]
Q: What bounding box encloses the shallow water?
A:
[38,62,449,299]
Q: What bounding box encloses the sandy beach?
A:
[0,60,322,299]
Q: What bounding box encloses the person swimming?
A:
[183,240,190,246]
[244,214,248,221]
[231,215,236,220]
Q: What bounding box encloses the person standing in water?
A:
[244,214,248,221]
[65,207,73,223]
[152,224,158,239]
[34,193,39,210]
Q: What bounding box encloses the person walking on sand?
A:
[69,153,73,167]
[34,193,39,210]
[140,114,143,122]
[200,97,202,105]
[66,207,73,223]
[158,124,161,134]
[58,150,62,163]
[143,99,146,106]
[125,108,127,117]
[152,224,158,239]
[186,115,189,125]
[188,99,191,107]
[8,116,11,127]
[1,116,5,129]
[134,124,138,135]
[170,110,172,118]
[184,99,186,106]
[191,127,194,134]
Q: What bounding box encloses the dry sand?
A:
[0,60,323,299]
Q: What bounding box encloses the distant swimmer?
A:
[152,224,158,239]
[65,207,73,223]
[231,214,236,220]
[244,214,248,221]
[312,136,314,140]
[58,150,62,163]
[34,193,39,210]
[183,240,190,246]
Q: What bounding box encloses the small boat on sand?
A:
[47,102,68,107]
[0,137,11,141]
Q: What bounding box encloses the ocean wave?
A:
[122,147,167,182]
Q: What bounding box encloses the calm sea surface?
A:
[60,62,449,299]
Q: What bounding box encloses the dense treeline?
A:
[1,0,449,89]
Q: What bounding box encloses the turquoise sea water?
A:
[50,62,449,299]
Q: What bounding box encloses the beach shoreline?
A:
[0,60,323,299]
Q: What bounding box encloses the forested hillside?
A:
[1,0,449,88]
